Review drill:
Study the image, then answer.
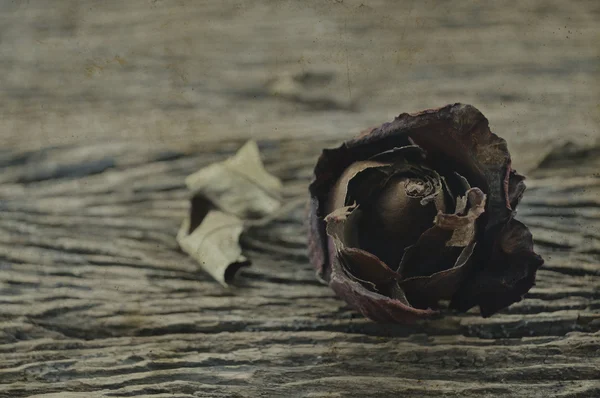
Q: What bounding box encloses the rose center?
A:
[358,175,444,269]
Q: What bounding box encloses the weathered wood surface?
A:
[1,0,599,173]
[0,138,599,398]
[0,1,599,397]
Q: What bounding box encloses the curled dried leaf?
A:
[178,141,283,286]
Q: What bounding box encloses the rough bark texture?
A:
[0,139,598,398]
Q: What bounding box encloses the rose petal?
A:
[325,205,430,321]
[345,162,444,209]
[435,188,487,247]
[440,176,456,211]
[507,169,526,210]
[325,205,404,289]
[309,131,414,278]
[339,247,401,288]
[368,145,427,163]
[400,104,512,229]
[344,165,396,207]
[387,282,411,305]
[324,204,362,250]
[449,219,544,317]
[400,239,477,307]
[397,189,486,305]
[453,171,472,192]
[308,196,329,280]
[338,253,379,293]
[350,168,443,269]
[398,227,461,279]
[327,160,389,212]
[330,253,437,323]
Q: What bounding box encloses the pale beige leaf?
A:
[185,140,282,219]
[178,140,283,286]
[177,209,249,287]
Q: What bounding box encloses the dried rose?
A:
[308,104,543,323]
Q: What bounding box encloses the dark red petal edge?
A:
[507,169,526,210]
[339,247,401,286]
[329,252,437,323]
[400,239,477,308]
[308,197,329,281]
[450,218,544,317]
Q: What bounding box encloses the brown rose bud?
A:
[308,103,543,323]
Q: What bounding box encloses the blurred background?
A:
[0,0,598,171]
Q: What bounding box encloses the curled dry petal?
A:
[330,253,437,323]
[325,206,435,322]
[308,103,543,322]
[450,219,544,316]
[399,239,477,308]
[435,187,487,247]
[507,169,527,210]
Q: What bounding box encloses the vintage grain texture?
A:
[0,1,598,397]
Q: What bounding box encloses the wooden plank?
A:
[0,1,599,396]
[0,1,599,174]
[0,138,598,398]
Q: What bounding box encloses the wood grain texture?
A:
[0,0,599,173]
[0,1,599,397]
[0,138,598,398]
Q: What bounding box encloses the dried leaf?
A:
[177,140,282,286]
[185,140,282,219]
[177,209,249,287]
